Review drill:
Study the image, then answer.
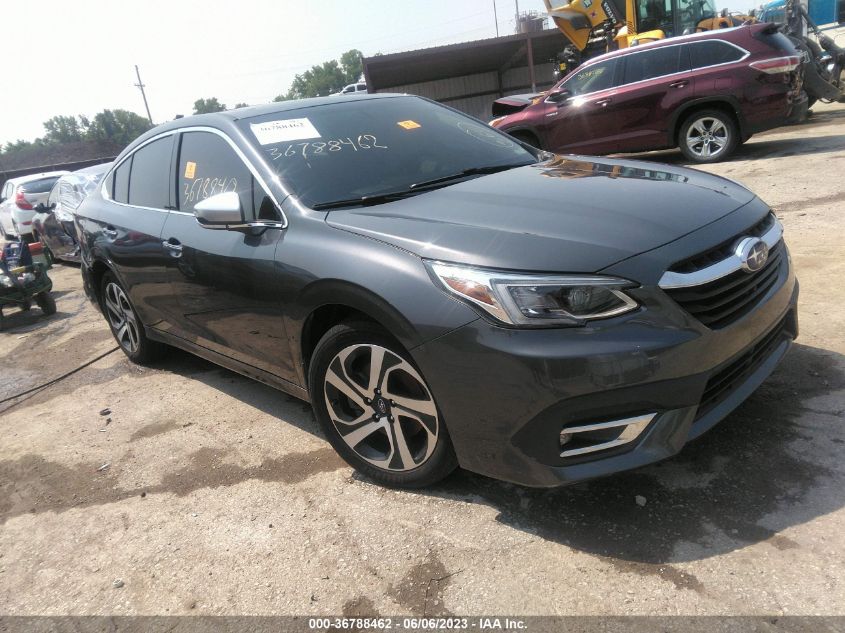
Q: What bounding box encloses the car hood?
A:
[325,155,756,273]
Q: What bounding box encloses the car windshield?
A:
[239,96,536,208]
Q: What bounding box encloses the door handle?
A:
[669,80,689,88]
[594,98,612,107]
[162,239,183,257]
[103,227,118,239]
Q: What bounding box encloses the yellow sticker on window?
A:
[184,161,197,179]
[397,120,421,130]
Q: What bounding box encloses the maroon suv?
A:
[491,24,804,163]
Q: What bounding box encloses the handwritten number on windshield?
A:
[268,135,387,160]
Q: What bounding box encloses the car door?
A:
[39,182,73,258]
[158,129,294,380]
[94,134,176,328]
[611,44,694,153]
[0,181,16,235]
[539,58,622,155]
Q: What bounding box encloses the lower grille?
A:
[696,316,789,420]
[665,240,786,329]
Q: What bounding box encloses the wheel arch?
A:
[293,280,421,387]
[670,98,746,146]
[504,127,543,149]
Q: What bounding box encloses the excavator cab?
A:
[544,0,722,62]
[629,0,718,43]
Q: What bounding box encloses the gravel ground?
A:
[1,102,844,617]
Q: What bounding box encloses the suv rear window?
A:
[21,177,60,194]
[689,41,746,68]
[623,45,689,84]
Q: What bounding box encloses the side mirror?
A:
[547,88,571,104]
[34,203,56,213]
[194,192,244,229]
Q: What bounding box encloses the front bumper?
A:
[412,263,798,487]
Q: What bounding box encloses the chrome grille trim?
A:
[658,218,783,290]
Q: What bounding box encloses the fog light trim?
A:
[559,413,656,458]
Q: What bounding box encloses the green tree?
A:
[3,139,34,153]
[193,97,227,114]
[274,49,364,101]
[42,115,85,144]
[339,49,363,85]
[85,109,153,146]
[233,102,249,109]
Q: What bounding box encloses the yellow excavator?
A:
[543,0,755,73]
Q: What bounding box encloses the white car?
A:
[0,171,69,242]
[330,82,368,97]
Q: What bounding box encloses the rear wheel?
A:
[35,292,56,316]
[100,272,163,364]
[678,109,738,163]
[309,321,458,488]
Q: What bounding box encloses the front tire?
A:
[100,272,163,364]
[35,292,56,316]
[678,109,738,163]
[309,321,458,488]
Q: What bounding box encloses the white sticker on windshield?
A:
[250,118,321,145]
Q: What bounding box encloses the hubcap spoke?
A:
[390,421,416,470]
[367,346,385,393]
[325,364,368,411]
[386,390,437,418]
[342,420,386,447]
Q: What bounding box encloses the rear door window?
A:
[562,59,618,95]
[689,41,746,68]
[622,45,688,84]
[128,136,174,209]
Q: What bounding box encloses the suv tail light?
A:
[750,56,801,74]
[14,189,33,210]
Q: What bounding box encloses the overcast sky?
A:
[3,0,753,147]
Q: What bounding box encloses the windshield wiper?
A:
[311,191,418,210]
[408,162,533,190]
[311,162,533,210]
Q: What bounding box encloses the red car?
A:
[490,24,805,163]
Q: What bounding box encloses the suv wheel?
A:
[309,321,458,488]
[101,272,163,364]
[679,110,738,163]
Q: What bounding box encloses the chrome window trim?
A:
[551,39,750,103]
[100,126,288,228]
[658,218,784,289]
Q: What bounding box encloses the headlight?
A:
[427,261,638,327]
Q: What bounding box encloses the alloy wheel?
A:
[104,282,140,354]
[323,344,439,472]
[685,116,729,159]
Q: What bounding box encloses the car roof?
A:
[8,170,70,185]
[578,25,749,68]
[131,93,407,141]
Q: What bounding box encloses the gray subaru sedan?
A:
[77,94,798,488]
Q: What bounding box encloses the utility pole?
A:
[493,0,500,37]
[515,0,520,32]
[134,65,153,125]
